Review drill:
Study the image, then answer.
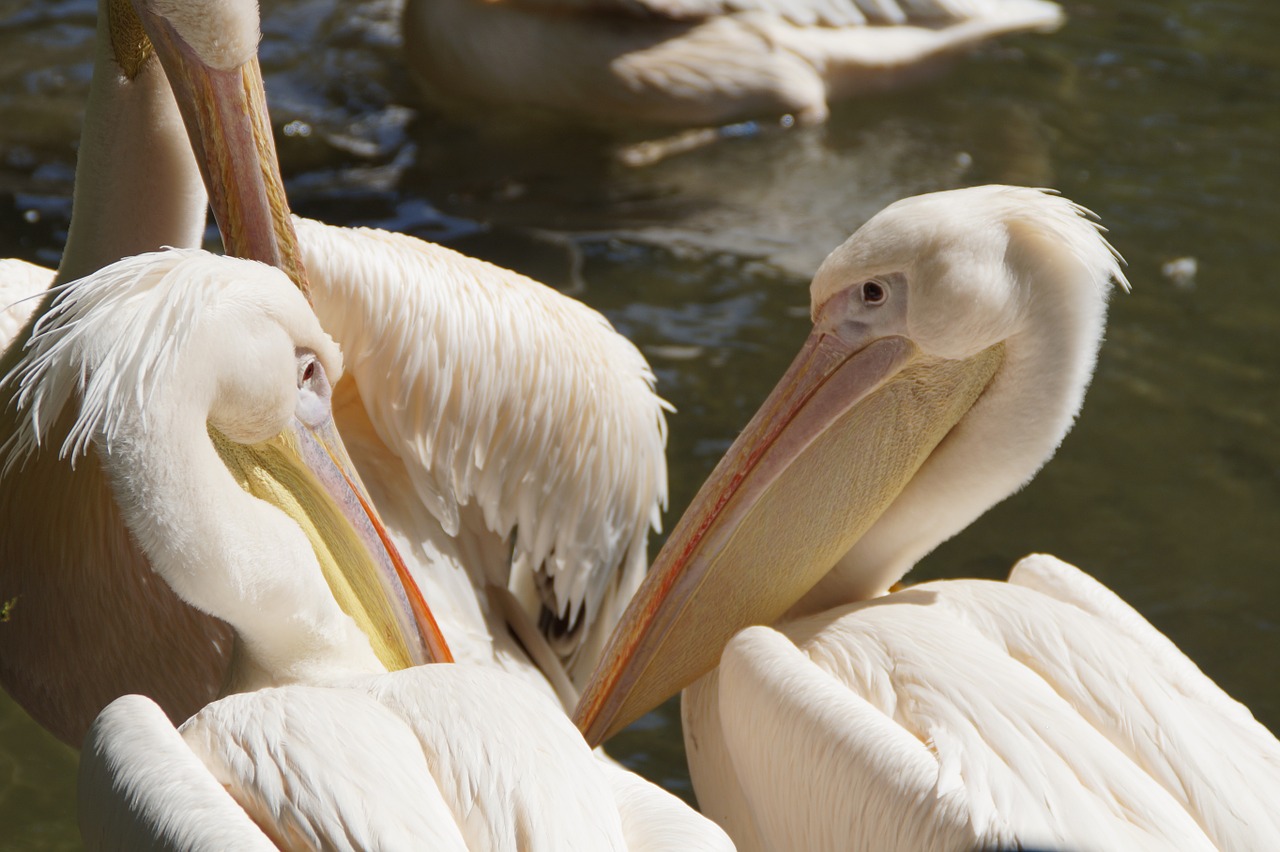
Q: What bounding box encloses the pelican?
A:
[0,248,729,851]
[136,0,670,708]
[573,186,1280,849]
[2,0,667,745]
[403,0,1064,129]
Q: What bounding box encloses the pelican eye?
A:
[861,281,887,306]
[295,351,332,428]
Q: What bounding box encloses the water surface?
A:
[1,0,1278,846]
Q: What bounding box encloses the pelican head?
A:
[3,250,450,686]
[576,186,1129,744]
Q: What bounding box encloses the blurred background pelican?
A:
[402,0,1063,128]
[0,0,1278,846]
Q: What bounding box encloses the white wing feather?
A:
[366,664,630,850]
[295,217,669,684]
[1009,553,1263,725]
[784,602,1216,850]
[942,554,1280,849]
[598,757,736,851]
[711,625,976,851]
[699,571,1252,851]
[81,659,722,850]
[180,687,469,851]
[78,695,276,852]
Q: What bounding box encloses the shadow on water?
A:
[1,0,1279,846]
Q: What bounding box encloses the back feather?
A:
[293,218,670,679]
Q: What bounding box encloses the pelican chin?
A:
[574,186,1280,850]
[577,325,1006,737]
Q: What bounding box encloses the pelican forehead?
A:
[809,186,1128,359]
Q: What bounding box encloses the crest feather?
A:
[1,249,257,474]
[990,186,1130,295]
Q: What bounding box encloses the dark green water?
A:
[1,0,1278,847]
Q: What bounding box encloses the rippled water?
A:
[1,0,1278,847]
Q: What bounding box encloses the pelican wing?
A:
[766,557,1280,850]
[294,217,669,686]
[179,686,469,850]
[710,612,1218,850]
[934,554,1280,849]
[500,0,1057,28]
[78,695,276,851]
[711,625,975,851]
[368,664,632,849]
[1009,553,1268,726]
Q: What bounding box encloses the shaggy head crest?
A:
[983,185,1130,296]
[0,249,316,476]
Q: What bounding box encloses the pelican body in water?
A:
[0,249,729,851]
[574,185,1280,849]
[403,0,1064,128]
[1,0,668,745]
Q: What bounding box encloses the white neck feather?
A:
[795,236,1111,614]
[56,0,207,286]
[96,373,383,692]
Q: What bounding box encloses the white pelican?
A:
[133,0,670,708]
[573,185,1280,849]
[2,0,667,745]
[403,0,1064,128]
[3,248,728,851]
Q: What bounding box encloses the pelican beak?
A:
[132,0,450,667]
[573,304,1005,745]
[212,417,453,668]
[130,0,308,293]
